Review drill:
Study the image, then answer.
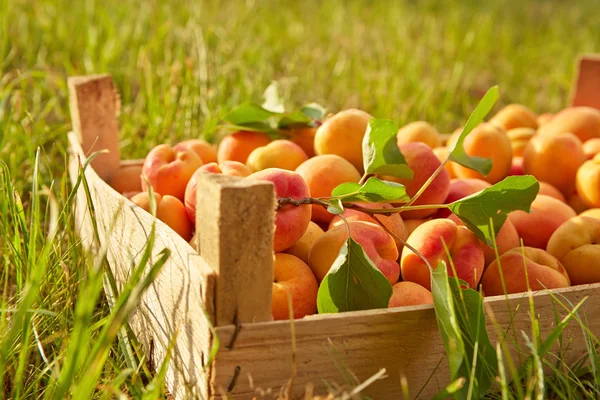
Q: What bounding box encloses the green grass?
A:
[2,0,600,398]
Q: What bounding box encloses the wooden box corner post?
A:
[67,74,121,182]
[571,53,600,110]
[67,74,219,399]
[195,172,276,327]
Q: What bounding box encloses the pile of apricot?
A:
[107,103,600,320]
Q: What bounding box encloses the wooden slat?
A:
[68,132,218,399]
[196,173,275,327]
[571,54,600,110]
[66,74,219,399]
[212,283,600,399]
[68,75,122,182]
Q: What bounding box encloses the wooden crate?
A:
[67,55,600,399]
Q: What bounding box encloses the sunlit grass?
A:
[1,0,600,398]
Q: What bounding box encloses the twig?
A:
[277,197,448,217]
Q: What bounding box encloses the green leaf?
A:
[362,119,413,179]
[262,81,285,113]
[448,86,499,175]
[331,177,409,203]
[432,378,466,400]
[431,261,465,380]
[223,103,277,126]
[515,296,587,379]
[317,238,392,313]
[431,262,498,399]
[327,198,344,215]
[448,175,539,246]
[278,110,313,129]
[450,278,498,396]
[300,102,327,121]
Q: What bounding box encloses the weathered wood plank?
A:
[67,75,122,182]
[68,132,218,400]
[571,54,600,110]
[67,74,219,400]
[212,283,600,399]
[196,173,275,327]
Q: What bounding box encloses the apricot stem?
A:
[402,158,448,209]
[358,173,371,185]
[277,197,449,216]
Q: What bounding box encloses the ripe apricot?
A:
[246,140,308,172]
[489,104,538,130]
[448,123,512,184]
[295,155,361,224]
[396,121,442,149]
[217,131,271,164]
[314,108,372,172]
[382,142,450,219]
[523,132,586,196]
[538,106,600,143]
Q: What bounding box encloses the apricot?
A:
[308,221,399,284]
[295,155,361,223]
[396,121,442,149]
[141,144,203,201]
[538,181,566,203]
[388,281,433,308]
[246,140,309,172]
[489,104,538,130]
[506,127,536,158]
[198,161,251,177]
[404,218,431,237]
[567,192,588,214]
[583,138,600,160]
[108,164,143,194]
[287,126,317,157]
[184,161,252,222]
[576,153,600,208]
[314,108,373,172]
[130,192,193,241]
[546,216,600,285]
[580,208,600,219]
[271,253,318,320]
[437,178,491,218]
[285,221,325,264]
[537,112,554,126]
[481,247,570,296]
[248,168,312,252]
[382,142,450,219]
[173,139,218,164]
[400,219,485,290]
[508,194,576,249]
[432,146,457,179]
[122,191,141,199]
[448,123,512,184]
[446,213,519,268]
[538,106,600,143]
[522,132,586,196]
[329,202,408,251]
[217,131,271,164]
[508,157,524,176]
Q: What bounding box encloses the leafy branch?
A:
[209,81,328,139]
[281,86,539,316]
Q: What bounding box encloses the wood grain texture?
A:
[68,132,217,399]
[68,75,122,181]
[571,53,600,110]
[196,173,276,327]
[212,283,600,399]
